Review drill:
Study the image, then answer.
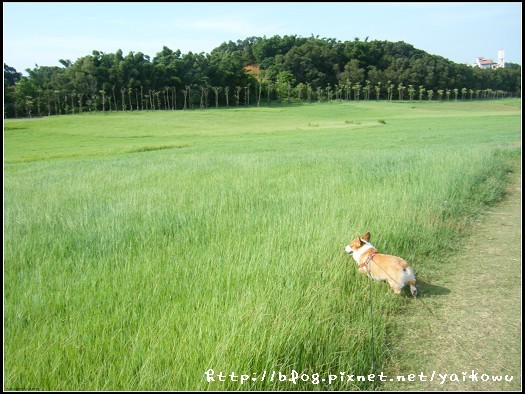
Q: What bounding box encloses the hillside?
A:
[4,35,521,118]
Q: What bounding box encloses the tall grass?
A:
[4,100,520,390]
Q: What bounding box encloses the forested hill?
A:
[4,35,521,117]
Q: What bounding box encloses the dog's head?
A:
[344,231,371,261]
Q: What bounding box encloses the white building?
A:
[474,50,505,69]
[497,50,505,68]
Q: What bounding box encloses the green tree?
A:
[275,70,296,102]
[4,64,22,118]
[338,59,365,87]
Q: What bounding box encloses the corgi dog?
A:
[344,231,417,296]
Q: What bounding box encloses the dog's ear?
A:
[362,231,370,242]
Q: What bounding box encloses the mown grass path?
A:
[384,164,521,391]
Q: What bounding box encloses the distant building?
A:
[498,50,505,68]
[474,50,505,69]
[475,57,497,68]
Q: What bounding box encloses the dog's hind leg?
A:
[403,267,418,297]
[388,279,403,295]
[408,279,417,297]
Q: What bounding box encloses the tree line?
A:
[4,35,521,118]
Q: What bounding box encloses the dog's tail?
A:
[403,266,417,297]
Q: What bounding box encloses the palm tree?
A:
[397,83,406,100]
[296,83,303,103]
[25,96,33,118]
[128,88,134,111]
[91,94,98,112]
[148,89,154,110]
[266,82,272,105]
[306,83,312,103]
[418,86,425,101]
[54,90,60,115]
[326,83,332,102]
[69,92,76,115]
[112,85,117,112]
[213,86,221,108]
[353,83,361,101]
[46,92,51,116]
[164,87,170,110]
[246,83,251,106]
[407,85,415,101]
[387,82,394,102]
[85,97,92,113]
[375,82,382,100]
[225,86,230,108]
[257,82,262,107]
[121,88,127,111]
[183,86,192,109]
[200,86,206,109]
[155,91,161,110]
[364,80,371,100]
[100,88,106,112]
[235,86,241,107]
[188,86,193,109]
[36,95,42,116]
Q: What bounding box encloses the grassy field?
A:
[4,99,521,390]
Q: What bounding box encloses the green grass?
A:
[4,100,521,390]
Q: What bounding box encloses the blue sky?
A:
[3,2,522,74]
